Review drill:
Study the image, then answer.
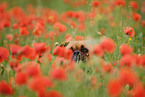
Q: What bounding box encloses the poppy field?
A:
[0,0,145,97]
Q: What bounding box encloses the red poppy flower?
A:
[0,47,9,63]
[50,68,67,81]
[107,79,122,97]
[9,60,19,70]
[28,76,53,92]
[48,31,58,40]
[53,46,65,57]
[65,34,72,41]
[100,37,116,53]
[10,44,22,60]
[132,54,141,66]
[141,20,145,27]
[0,24,4,31]
[120,54,135,67]
[88,11,96,19]
[92,1,100,7]
[94,45,104,57]
[119,44,133,56]
[129,1,139,10]
[25,63,40,77]
[33,42,47,55]
[6,34,13,41]
[119,68,138,86]
[53,22,67,33]
[64,49,73,60]
[47,12,58,24]
[141,2,145,14]
[103,63,113,73]
[32,23,44,37]
[132,13,141,22]
[10,44,21,55]
[15,72,28,85]
[75,35,84,41]
[133,84,145,97]
[18,45,36,60]
[47,90,62,97]
[37,90,47,97]
[78,23,86,32]
[0,2,8,13]
[114,0,125,7]
[20,19,28,27]
[13,23,19,29]
[124,26,135,37]
[3,20,10,28]
[140,55,145,66]
[0,81,13,95]
[20,27,29,36]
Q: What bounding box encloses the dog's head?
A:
[61,41,90,62]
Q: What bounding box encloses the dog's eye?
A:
[81,48,88,53]
[70,47,74,51]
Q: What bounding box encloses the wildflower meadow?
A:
[0,0,145,97]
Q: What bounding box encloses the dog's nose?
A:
[72,50,82,62]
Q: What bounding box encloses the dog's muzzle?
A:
[72,50,87,62]
[72,50,82,62]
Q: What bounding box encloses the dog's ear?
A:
[60,42,69,47]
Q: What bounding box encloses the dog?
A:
[60,40,94,62]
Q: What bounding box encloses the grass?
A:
[0,0,145,97]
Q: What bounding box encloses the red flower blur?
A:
[28,76,53,96]
[140,55,145,66]
[114,0,125,7]
[132,13,141,22]
[75,36,84,41]
[53,22,67,33]
[50,68,67,81]
[13,23,19,29]
[9,60,19,70]
[119,68,138,86]
[141,20,145,27]
[3,20,10,27]
[129,1,139,10]
[6,34,13,41]
[124,26,135,37]
[0,81,13,95]
[15,72,28,85]
[64,49,73,60]
[0,47,9,63]
[18,45,36,60]
[100,37,115,53]
[94,45,104,57]
[119,44,133,56]
[120,54,135,67]
[53,46,65,57]
[107,79,122,97]
[133,84,145,97]
[103,63,113,73]
[25,62,40,77]
[20,27,29,36]
[47,90,63,97]
[33,42,48,55]
[10,44,22,61]
[92,1,100,7]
